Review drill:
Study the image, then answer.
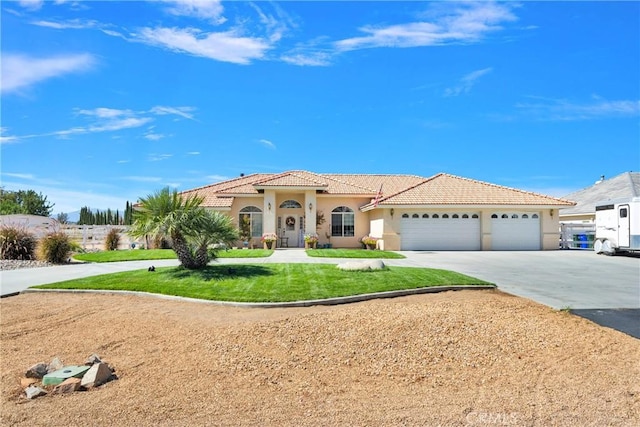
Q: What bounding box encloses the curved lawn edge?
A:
[21,284,496,308]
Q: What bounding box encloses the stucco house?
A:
[180,170,574,251]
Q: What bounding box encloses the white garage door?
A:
[401,213,481,250]
[491,213,540,250]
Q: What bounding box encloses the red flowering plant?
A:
[261,233,278,243]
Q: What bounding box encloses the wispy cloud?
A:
[0,127,20,145]
[1,53,96,94]
[206,174,231,182]
[259,139,276,149]
[4,105,197,143]
[18,0,43,11]
[2,172,36,180]
[148,153,173,162]
[122,176,163,183]
[144,129,168,141]
[161,0,226,24]
[134,27,271,65]
[150,106,196,120]
[516,96,640,121]
[31,18,98,29]
[187,151,200,155]
[444,67,493,97]
[335,2,517,51]
[281,49,333,67]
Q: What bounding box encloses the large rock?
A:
[336,260,386,271]
[25,385,47,399]
[53,377,82,395]
[81,363,113,388]
[25,363,48,379]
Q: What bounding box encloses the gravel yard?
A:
[1,290,638,426]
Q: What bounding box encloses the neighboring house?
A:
[180,170,574,251]
[559,172,640,223]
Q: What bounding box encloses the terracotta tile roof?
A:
[369,173,575,207]
[252,171,329,188]
[180,170,574,208]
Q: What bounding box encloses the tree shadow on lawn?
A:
[166,264,273,281]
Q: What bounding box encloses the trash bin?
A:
[577,234,588,249]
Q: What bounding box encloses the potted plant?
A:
[304,233,318,249]
[261,233,277,250]
[361,236,378,250]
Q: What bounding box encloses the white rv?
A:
[594,197,640,254]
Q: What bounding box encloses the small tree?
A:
[129,187,238,269]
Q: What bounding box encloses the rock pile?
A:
[336,259,386,271]
[20,354,117,400]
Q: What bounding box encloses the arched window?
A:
[331,206,354,237]
[462,214,469,219]
[512,214,519,219]
[452,214,459,219]
[432,214,439,219]
[532,214,539,219]
[422,214,429,218]
[501,214,509,219]
[472,214,479,219]
[522,214,529,219]
[279,200,302,209]
[412,213,419,218]
[239,206,263,238]
[491,214,498,219]
[442,214,450,219]
[402,213,409,218]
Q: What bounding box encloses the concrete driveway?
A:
[2,250,638,337]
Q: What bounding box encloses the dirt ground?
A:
[1,290,638,426]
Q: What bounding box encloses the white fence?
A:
[560,223,596,250]
[61,225,141,251]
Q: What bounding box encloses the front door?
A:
[282,215,301,247]
[618,205,630,247]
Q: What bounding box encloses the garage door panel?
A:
[401,215,480,250]
[491,213,540,250]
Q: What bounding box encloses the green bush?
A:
[105,228,121,251]
[0,225,37,260]
[38,231,72,264]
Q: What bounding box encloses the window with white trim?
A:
[239,206,263,237]
[331,206,355,237]
[279,200,302,209]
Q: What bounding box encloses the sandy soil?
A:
[1,290,638,426]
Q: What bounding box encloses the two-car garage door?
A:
[400,212,541,250]
[400,213,481,250]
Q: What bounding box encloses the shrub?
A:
[105,228,121,251]
[38,231,72,264]
[0,225,37,260]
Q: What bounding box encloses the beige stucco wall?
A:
[316,196,370,248]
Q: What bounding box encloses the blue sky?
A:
[2,0,639,215]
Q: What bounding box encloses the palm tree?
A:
[129,187,237,269]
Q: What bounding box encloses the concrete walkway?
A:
[2,249,638,310]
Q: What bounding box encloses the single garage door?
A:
[401,213,481,250]
[491,213,540,250]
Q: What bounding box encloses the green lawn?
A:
[306,249,405,259]
[32,264,493,302]
[73,248,273,263]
